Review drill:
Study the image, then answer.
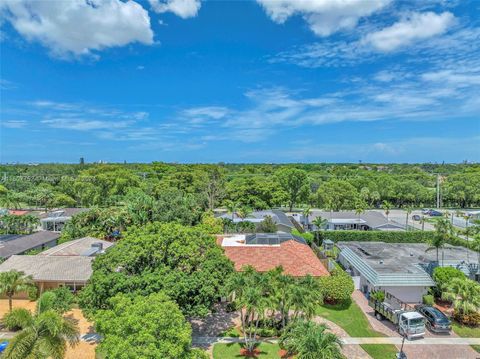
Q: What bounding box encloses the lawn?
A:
[452,321,480,353]
[316,301,398,359]
[212,342,281,359]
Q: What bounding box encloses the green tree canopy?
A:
[79,222,234,316]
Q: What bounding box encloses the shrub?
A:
[370,290,385,303]
[2,308,31,331]
[292,229,314,245]
[423,294,434,306]
[45,286,75,313]
[454,311,480,327]
[319,270,354,304]
[432,267,465,297]
[27,286,38,301]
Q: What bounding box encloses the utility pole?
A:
[436,174,440,209]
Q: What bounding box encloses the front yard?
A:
[452,322,480,353]
[213,343,281,359]
[316,301,398,359]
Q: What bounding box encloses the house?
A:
[0,231,60,259]
[303,211,405,231]
[39,208,88,232]
[337,241,478,303]
[218,209,295,232]
[0,255,94,293]
[219,232,329,277]
[0,236,114,295]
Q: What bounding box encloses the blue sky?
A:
[1,0,479,163]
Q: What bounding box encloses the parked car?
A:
[428,210,443,217]
[416,305,451,333]
[412,214,421,221]
[421,208,431,215]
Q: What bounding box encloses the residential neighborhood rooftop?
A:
[220,233,329,277]
[0,255,94,282]
[39,236,114,256]
[0,231,60,259]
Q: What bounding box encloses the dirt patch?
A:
[239,347,262,357]
[0,299,36,317]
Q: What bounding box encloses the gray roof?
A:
[39,208,88,221]
[0,231,60,259]
[0,255,93,282]
[219,209,294,228]
[39,237,114,256]
[339,241,478,287]
[311,210,404,229]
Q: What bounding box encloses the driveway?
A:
[352,291,479,359]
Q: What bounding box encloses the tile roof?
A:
[0,231,60,259]
[0,255,93,282]
[39,237,114,256]
[221,236,329,277]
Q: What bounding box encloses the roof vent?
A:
[379,260,384,264]
[410,252,414,257]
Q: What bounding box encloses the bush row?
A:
[316,230,475,251]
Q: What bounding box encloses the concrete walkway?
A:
[194,336,480,346]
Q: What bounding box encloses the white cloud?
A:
[363,11,455,52]
[1,120,26,128]
[0,0,154,57]
[149,0,201,18]
[256,0,390,36]
[41,118,133,131]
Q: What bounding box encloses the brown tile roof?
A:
[222,239,329,277]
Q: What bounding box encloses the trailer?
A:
[369,297,426,340]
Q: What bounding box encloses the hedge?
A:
[316,230,475,251]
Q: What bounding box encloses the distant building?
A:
[0,231,60,259]
[219,233,329,277]
[218,209,295,233]
[293,210,405,231]
[337,241,479,303]
[39,208,88,232]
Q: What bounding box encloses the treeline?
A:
[1,163,479,211]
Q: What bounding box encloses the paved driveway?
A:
[352,291,479,359]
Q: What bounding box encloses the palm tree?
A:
[225,200,238,221]
[302,207,312,230]
[442,277,480,317]
[426,218,453,264]
[2,293,80,359]
[280,320,344,359]
[312,216,328,245]
[382,200,392,221]
[0,270,35,312]
[405,206,413,231]
[420,215,426,231]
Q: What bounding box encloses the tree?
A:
[79,222,234,317]
[405,206,414,231]
[442,277,480,316]
[0,270,35,312]
[277,168,310,211]
[280,320,344,359]
[203,168,225,211]
[315,180,359,211]
[382,200,392,221]
[472,235,480,267]
[318,270,354,304]
[426,218,453,263]
[257,215,277,233]
[302,207,312,230]
[95,292,204,359]
[2,293,80,359]
[312,216,328,245]
[432,267,465,297]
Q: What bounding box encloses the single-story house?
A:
[304,211,405,231]
[0,231,60,259]
[219,232,329,277]
[218,209,295,233]
[0,236,114,296]
[337,241,478,303]
[39,208,88,232]
[0,255,93,293]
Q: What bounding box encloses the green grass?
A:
[212,342,281,359]
[316,301,398,359]
[452,321,480,353]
